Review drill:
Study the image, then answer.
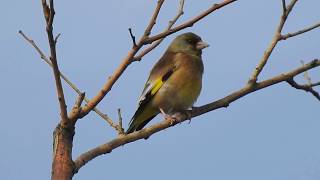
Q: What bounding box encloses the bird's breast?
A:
[152,64,202,113]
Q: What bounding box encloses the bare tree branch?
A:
[188,59,320,117]
[168,0,185,28]
[128,28,137,47]
[117,108,125,135]
[145,0,238,44]
[248,0,299,84]
[309,82,320,87]
[281,22,320,40]
[287,78,320,101]
[74,58,320,172]
[141,0,165,38]
[19,30,118,130]
[286,61,320,100]
[134,0,185,61]
[47,0,55,26]
[41,0,50,23]
[54,33,61,44]
[19,30,48,61]
[301,60,313,85]
[282,0,287,13]
[75,92,85,109]
[70,93,86,120]
[41,0,69,126]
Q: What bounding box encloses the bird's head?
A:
[168,32,209,56]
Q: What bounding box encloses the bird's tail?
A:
[126,105,158,134]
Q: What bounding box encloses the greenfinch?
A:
[126,32,209,134]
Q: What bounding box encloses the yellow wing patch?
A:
[151,78,164,95]
[138,68,175,106]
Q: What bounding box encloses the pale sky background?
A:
[1,0,319,180]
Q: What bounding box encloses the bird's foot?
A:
[159,108,177,126]
[159,108,192,125]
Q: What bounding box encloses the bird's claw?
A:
[159,108,192,126]
[160,108,176,126]
[166,116,177,126]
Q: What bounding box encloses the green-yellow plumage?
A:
[126,32,209,134]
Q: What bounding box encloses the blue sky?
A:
[0,0,319,179]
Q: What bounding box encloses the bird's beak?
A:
[196,41,209,50]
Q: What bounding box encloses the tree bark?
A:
[51,124,75,180]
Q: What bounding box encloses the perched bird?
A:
[126,32,209,134]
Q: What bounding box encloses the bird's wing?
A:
[138,68,175,106]
[137,51,177,106]
[128,51,177,127]
[127,68,175,129]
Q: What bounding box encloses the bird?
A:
[126,32,209,134]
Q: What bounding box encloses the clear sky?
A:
[1,0,319,180]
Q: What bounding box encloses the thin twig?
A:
[117,108,124,135]
[70,92,86,122]
[248,0,298,84]
[301,60,313,85]
[19,30,117,128]
[19,30,48,61]
[281,22,320,40]
[303,71,312,85]
[287,78,320,101]
[282,0,287,13]
[128,28,137,47]
[48,0,55,26]
[75,92,85,108]
[145,0,238,44]
[142,0,165,38]
[308,82,320,87]
[54,33,61,44]
[74,59,320,172]
[134,0,185,61]
[41,0,50,23]
[168,0,185,27]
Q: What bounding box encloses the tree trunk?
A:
[51,124,75,180]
